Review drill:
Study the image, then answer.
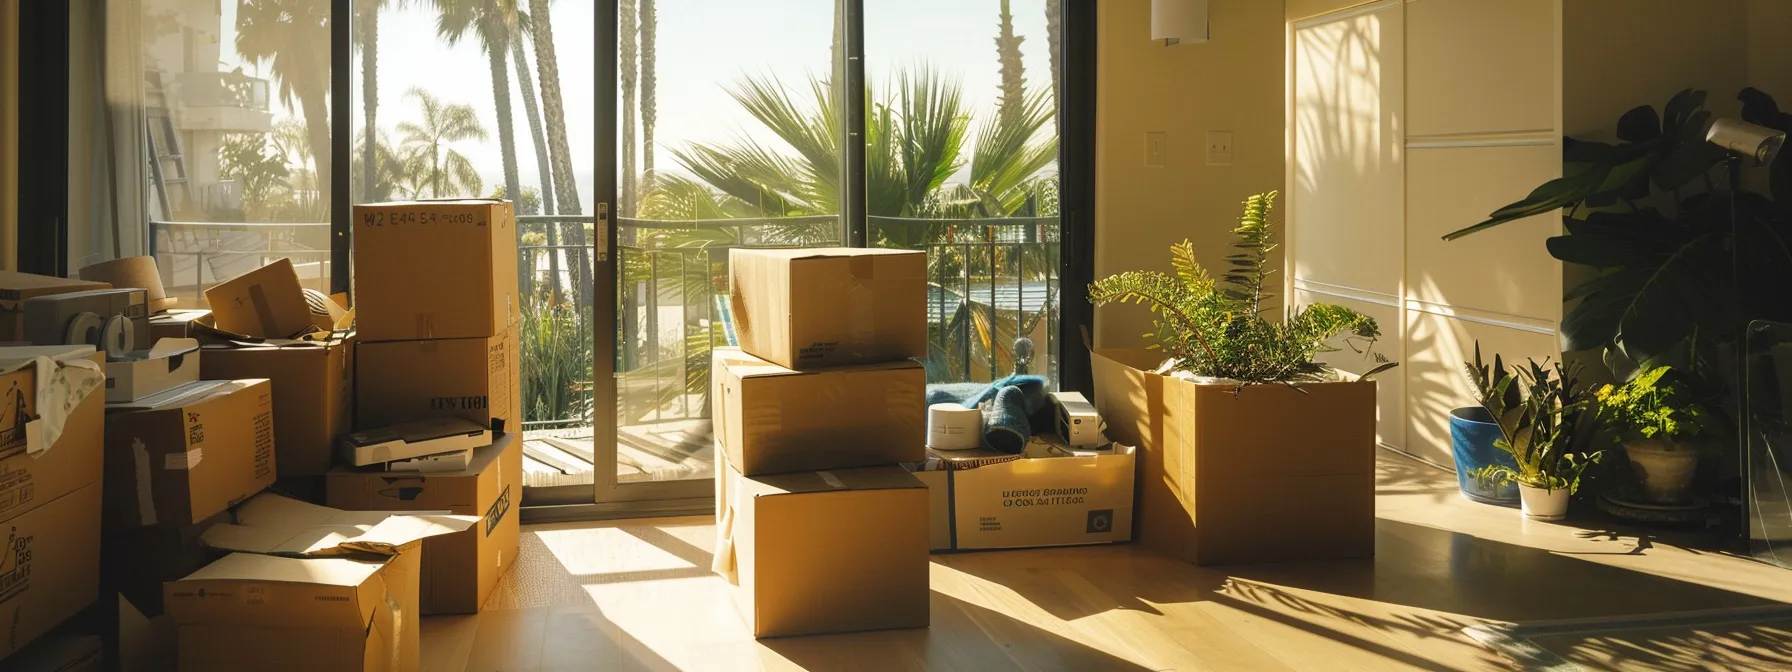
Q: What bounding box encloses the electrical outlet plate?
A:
[1206,130,1233,166]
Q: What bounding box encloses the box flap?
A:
[0,271,109,298]
[166,553,382,629]
[746,465,926,497]
[105,379,241,412]
[203,258,315,339]
[363,198,505,206]
[200,493,477,558]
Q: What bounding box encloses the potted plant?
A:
[1464,348,1604,521]
[1595,365,1716,504]
[1088,191,1395,565]
[1450,344,1521,505]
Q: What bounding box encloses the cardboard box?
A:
[118,593,177,672]
[355,324,520,432]
[0,347,106,522]
[0,271,109,342]
[728,248,926,369]
[106,339,201,403]
[0,482,102,662]
[148,311,212,343]
[6,634,104,672]
[23,288,150,350]
[713,457,929,638]
[712,347,924,476]
[353,200,519,341]
[340,417,490,468]
[100,512,228,619]
[325,434,521,614]
[1091,349,1377,565]
[103,380,277,527]
[200,333,353,477]
[167,494,475,672]
[917,445,1136,552]
[203,258,313,340]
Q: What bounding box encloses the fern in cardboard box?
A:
[1087,191,1394,385]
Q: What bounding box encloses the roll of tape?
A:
[102,314,135,358]
[927,403,983,451]
[64,312,104,348]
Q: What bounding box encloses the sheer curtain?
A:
[68,0,148,271]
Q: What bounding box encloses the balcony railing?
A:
[149,214,1061,435]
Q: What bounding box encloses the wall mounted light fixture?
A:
[1151,0,1210,46]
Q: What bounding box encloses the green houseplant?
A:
[1443,88,1792,472]
[1088,191,1394,385]
[1595,365,1717,504]
[1088,191,1395,565]
[1464,344,1605,520]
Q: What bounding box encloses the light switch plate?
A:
[1206,130,1233,166]
[1145,132,1167,167]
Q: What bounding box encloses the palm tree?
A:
[397,88,488,197]
[641,0,658,189]
[995,0,1027,127]
[236,0,332,207]
[349,129,416,202]
[434,0,524,209]
[510,21,553,216]
[528,0,590,310]
[620,0,640,217]
[353,0,405,203]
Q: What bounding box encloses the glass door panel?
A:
[863,0,1063,388]
[603,0,841,500]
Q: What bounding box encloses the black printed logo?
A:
[1085,509,1114,535]
[485,485,511,537]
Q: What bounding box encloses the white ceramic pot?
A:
[1518,483,1570,520]
[1624,439,1699,504]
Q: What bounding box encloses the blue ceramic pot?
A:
[1450,407,1520,506]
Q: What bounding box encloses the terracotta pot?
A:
[1624,439,1698,504]
[1518,484,1570,520]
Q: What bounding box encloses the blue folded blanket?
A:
[925,375,1053,454]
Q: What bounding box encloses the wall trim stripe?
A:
[1292,278,1401,307]
[1406,129,1557,149]
[1403,299,1558,335]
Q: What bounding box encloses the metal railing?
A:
[149,214,1061,430]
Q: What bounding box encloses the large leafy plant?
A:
[1464,343,1605,493]
[1443,88,1792,386]
[1088,191,1393,384]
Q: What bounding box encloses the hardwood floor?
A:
[420,450,1792,671]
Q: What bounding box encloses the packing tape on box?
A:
[817,471,847,489]
[164,449,202,471]
[133,438,158,526]
[927,403,983,451]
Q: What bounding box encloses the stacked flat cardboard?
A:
[326,434,521,614]
[0,347,106,661]
[166,494,475,671]
[713,248,930,638]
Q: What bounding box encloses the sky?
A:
[220,0,1057,216]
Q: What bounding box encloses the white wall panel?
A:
[1406,0,1557,137]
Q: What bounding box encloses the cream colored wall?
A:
[1094,0,1288,349]
[1564,0,1747,142]
[1747,0,1792,104]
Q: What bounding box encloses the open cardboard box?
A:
[167,493,476,672]
[104,379,278,527]
[1090,348,1377,565]
[913,438,1136,552]
[105,338,200,403]
[200,329,354,478]
[0,346,106,661]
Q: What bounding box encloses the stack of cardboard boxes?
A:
[329,199,524,617]
[710,248,932,638]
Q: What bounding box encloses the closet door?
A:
[1290,1,1406,452]
[1400,0,1562,468]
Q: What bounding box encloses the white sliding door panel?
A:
[1405,144,1562,323]
[1296,288,1405,452]
[1406,0,1558,138]
[1291,3,1404,298]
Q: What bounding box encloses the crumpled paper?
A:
[0,351,105,454]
